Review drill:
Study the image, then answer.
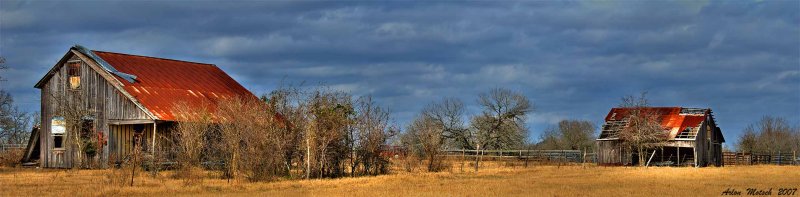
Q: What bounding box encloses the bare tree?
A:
[303,89,353,178]
[0,91,32,145]
[471,88,532,151]
[264,84,307,178]
[536,126,563,150]
[558,120,596,151]
[352,95,396,175]
[0,57,34,166]
[615,92,667,166]
[737,116,797,154]
[535,120,595,151]
[405,114,444,172]
[422,98,470,150]
[737,127,757,153]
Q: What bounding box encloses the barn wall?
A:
[597,140,629,165]
[40,52,152,168]
[704,116,723,166]
[695,120,709,167]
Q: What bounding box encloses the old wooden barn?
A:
[26,45,256,168]
[596,107,725,167]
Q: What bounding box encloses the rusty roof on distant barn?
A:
[598,107,722,141]
[92,50,256,121]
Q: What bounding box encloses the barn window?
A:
[52,117,66,149]
[67,61,81,90]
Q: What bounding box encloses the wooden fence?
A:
[723,151,798,166]
[439,149,596,164]
[0,144,27,152]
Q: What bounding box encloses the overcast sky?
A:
[1,0,798,147]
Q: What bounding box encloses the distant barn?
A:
[596,107,725,167]
[26,45,255,168]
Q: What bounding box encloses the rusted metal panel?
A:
[602,107,708,140]
[93,51,257,121]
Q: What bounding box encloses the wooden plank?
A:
[108,119,156,125]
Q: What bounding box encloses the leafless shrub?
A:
[171,101,213,185]
[0,149,24,167]
[104,158,133,187]
[218,96,292,182]
[351,96,396,176]
[304,89,353,178]
[404,114,445,172]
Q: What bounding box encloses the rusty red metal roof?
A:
[93,51,256,121]
[604,107,709,139]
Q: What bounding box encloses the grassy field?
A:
[1,164,798,196]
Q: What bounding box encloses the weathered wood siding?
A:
[108,124,152,162]
[40,52,152,168]
[694,116,723,167]
[596,140,630,165]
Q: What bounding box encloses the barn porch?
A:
[107,121,171,165]
[633,147,696,166]
[597,140,699,166]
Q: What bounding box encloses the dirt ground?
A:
[0,165,798,196]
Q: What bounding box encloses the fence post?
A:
[582,147,587,169]
[524,149,529,168]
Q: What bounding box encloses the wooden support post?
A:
[677,147,681,166]
[646,150,657,167]
[694,147,698,167]
[151,122,157,154]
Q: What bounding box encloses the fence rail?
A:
[0,144,27,152]
[439,149,596,164]
[723,152,798,166]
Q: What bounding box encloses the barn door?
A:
[50,117,66,168]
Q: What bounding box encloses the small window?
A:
[53,136,64,148]
[67,62,81,90]
[52,116,66,149]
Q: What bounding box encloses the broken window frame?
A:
[51,116,66,149]
[66,60,81,90]
[674,127,697,139]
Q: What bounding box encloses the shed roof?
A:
[600,107,710,140]
[93,51,256,121]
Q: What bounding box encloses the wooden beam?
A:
[108,119,155,125]
[151,122,156,154]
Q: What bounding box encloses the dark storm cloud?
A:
[1,0,798,146]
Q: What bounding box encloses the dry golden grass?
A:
[1,164,798,196]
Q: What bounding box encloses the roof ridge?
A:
[92,50,216,67]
